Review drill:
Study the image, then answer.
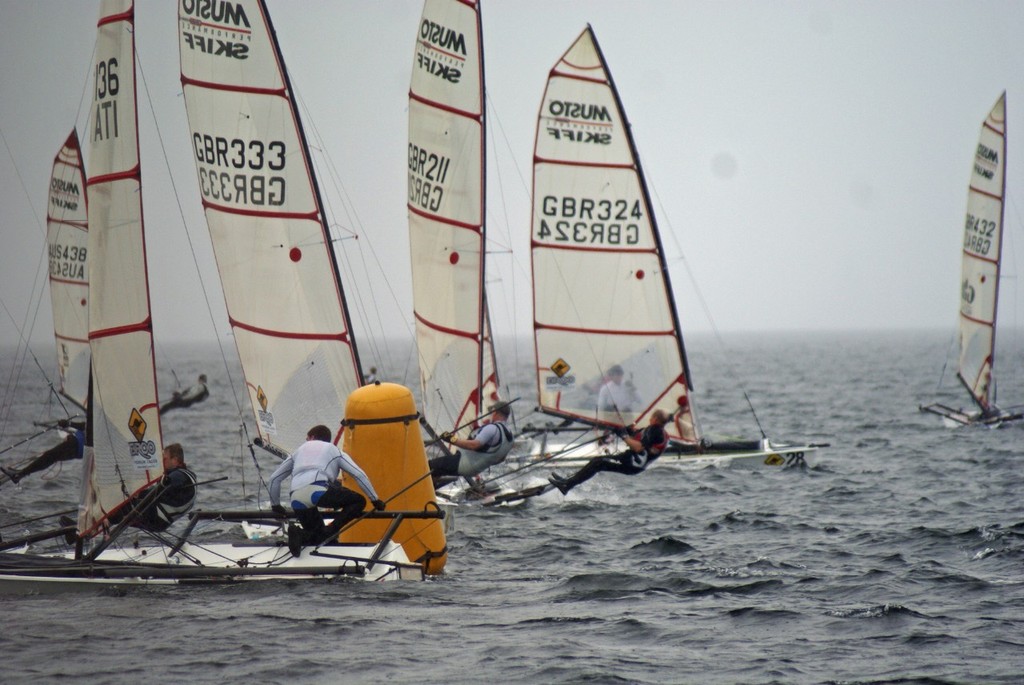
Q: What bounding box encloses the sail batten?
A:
[179,0,363,451]
[531,26,697,441]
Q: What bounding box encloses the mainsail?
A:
[408,0,499,433]
[178,0,363,451]
[81,0,164,535]
[531,26,697,442]
[957,92,1006,412]
[46,130,89,411]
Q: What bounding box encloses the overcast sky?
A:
[3,1,1024,356]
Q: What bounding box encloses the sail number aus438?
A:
[964,213,996,256]
[536,195,643,245]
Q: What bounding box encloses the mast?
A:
[530,26,698,442]
[957,92,1006,412]
[178,0,364,451]
[46,129,89,411]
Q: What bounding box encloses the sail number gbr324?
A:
[536,195,644,245]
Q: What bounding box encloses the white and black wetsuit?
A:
[269,439,380,542]
[430,421,514,480]
[556,423,668,492]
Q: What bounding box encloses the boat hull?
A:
[0,538,423,592]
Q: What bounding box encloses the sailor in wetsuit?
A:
[159,374,209,414]
[548,409,670,494]
[268,424,385,554]
[429,403,515,488]
[1,418,85,485]
[107,443,198,532]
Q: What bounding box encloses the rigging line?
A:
[293,88,403,372]
[644,157,761,434]
[134,51,245,419]
[0,297,65,442]
[0,129,57,421]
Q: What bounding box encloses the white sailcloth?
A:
[47,129,90,410]
[531,26,697,442]
[81,0,164,535]
[958,92,1007,411]
[178,0,362,451]
[408,0,498,433]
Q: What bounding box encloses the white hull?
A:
[514,430,821,471]
[0,537,422,591]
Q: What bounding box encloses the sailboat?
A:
[920,92,1023,427]
[46,130,90,413]
[0,132,90,488]
[523,26,823,471]
[0,0,443,588]
[407,0,502,443]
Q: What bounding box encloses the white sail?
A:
[178,0,363,451]
[46,130,89,410]
[531,26,697,443]
[408,0,498,433]
[81,0,164,535]
[958,92,1006,411]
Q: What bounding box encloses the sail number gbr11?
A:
[192,134,287,207]
[536,195,644,246]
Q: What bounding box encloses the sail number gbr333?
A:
[192,134,287,207]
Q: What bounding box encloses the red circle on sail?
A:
[290,247,302,262]
[677,395,689,408]
[636,270,645,280]
[450,252,460,265]
[980,275,987,283]
[80,298,87,307]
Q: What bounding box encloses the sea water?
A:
[0,330,1021,684]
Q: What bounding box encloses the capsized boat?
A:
[920,92,1023,427]
[518,26,825,472]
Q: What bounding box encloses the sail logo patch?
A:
[128,408,147,442]
[256,385,268,411]
[550,358,571,378]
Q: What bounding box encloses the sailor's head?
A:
[608,365,624,379]
[306,425,333,442]
[198,374,208,383]
[163,442,185,468]
[650,410,670,426]
[489,402,511,420]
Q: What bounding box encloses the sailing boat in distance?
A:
[921,92,1023,427]
[524,25,825,470]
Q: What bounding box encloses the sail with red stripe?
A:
[81,0,164,534]
[46,130,89,411]
[178,0,363,451]
[531,26,697,442]
[957,92,1006,411]
[408,0,500,434]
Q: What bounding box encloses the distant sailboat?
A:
[407,0,502,438]
[46,130,90,412]
[525,26,823,469]
[921,92,1023,426]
